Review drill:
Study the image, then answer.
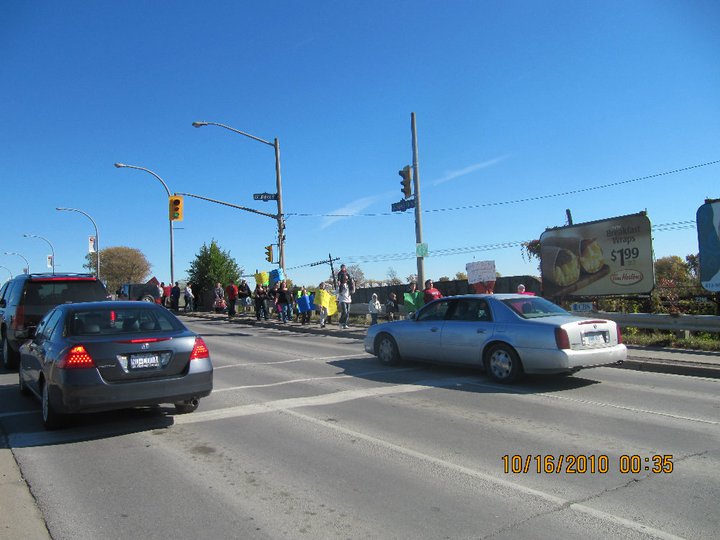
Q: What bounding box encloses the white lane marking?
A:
[174,379,467,425]
[464,381,720,426]
[213,352,371,370]
[283,408,686,540]
[213,368,415,393]
[176,381,684,540]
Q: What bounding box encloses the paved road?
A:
[1,318,718,539]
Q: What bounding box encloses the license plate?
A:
[129,354,160,369]
[582,332,606,346]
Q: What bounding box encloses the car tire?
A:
[376,334,400,366]
[2,336,19,370]
[41,380,64,430]
[18,365,30,396]
[174,399,199,414]
[485,343,523,384]
[141,295,155,303]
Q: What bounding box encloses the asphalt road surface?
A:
[1,318,718,539]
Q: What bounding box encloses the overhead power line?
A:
[285,220,698,270]
[287,159,720,218]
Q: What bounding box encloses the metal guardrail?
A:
[574,312,720,332]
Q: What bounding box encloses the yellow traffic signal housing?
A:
[399,166,412,198]
[169,195,184,221]
[265,244,274,263]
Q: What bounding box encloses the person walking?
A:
[238,279,252,313]
[254,283,268,321]
[423,279,443,304]
[184,282,195,312]
[213,282,226,313]
[385,292,399,321]
[316,282,329,328]
[277,281,292,323]
[368,293,381,325]
[170,282,181,312]
[160,282,171,307]
[337,275,352,329]
[225,281,239,318]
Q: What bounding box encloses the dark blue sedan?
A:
[19,301,213,429]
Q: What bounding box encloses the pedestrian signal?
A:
[169,195,184,221]
[399,166,412,198]
[265,245,274,263]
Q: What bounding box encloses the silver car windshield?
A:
[501,297,569,319]
[67,308,184,336]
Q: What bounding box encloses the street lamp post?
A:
[23,234,55,274]
[57,207,100,280]
[114,163,175,284]
[4,252,30,274]
[192,121,286,274]
[0,265,12,280]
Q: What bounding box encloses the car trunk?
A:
[77,335,197,382]
[562,319,619,350]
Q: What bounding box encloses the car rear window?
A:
[502,297,569,319]
[68,308,184,336]
[26,280,108,306]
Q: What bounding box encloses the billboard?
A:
[696,200,720,292]
[539,212,654,297]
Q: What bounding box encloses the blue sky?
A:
[2,1,719,287]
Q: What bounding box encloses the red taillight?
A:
[616,326,623,344]
[190,337,210,360]
[116,337,171,344]
[555,328,570,350]
[58,345,96,369]
[12,305,24,329]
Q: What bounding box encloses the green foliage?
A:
[186,240,242,301]
[455,271,468,280]
[85,246,151,293]
[622,331,720,351]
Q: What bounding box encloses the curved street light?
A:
[57,207,100,280]
[192,121,286,274]
[0,265,12,281]
[114,163,175,284]
[24,234,56,274]
[4,252,30,274]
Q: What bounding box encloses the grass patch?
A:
[622,330,720,351]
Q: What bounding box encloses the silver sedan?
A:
[364,294,626,383]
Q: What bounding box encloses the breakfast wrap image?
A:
[542,235,605,274]
[540,245,580,287]
[539,212,654,297]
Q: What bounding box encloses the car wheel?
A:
[376,334,400,366]
[18,365,30,396]
[174,399,199,414]
[485,343,523,384]
[2,336,19,370]
[141,295,155,303]
[41,380,64,430]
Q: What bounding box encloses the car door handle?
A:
[476,329,486,334]
[430,327,439,332]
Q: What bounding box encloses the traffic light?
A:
[265,244,274,263]
[399,166,412,198]
[169,195,184,221]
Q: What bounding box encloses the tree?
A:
[386,267,402,285]
[406,273,418,284]
[186,240,243,306]
[438,276,450,282]
[347,264,365,287]
[655,256,691,283]
[84,246,151,293]
[455,271,468,280]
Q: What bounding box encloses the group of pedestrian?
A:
[159,281,194,312]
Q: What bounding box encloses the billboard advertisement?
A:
[696,200,720,292]
[539,212,654,297]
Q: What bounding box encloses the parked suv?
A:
[0,273,108,369]
[117,283,162,303]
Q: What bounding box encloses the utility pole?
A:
[411,112,425,287]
